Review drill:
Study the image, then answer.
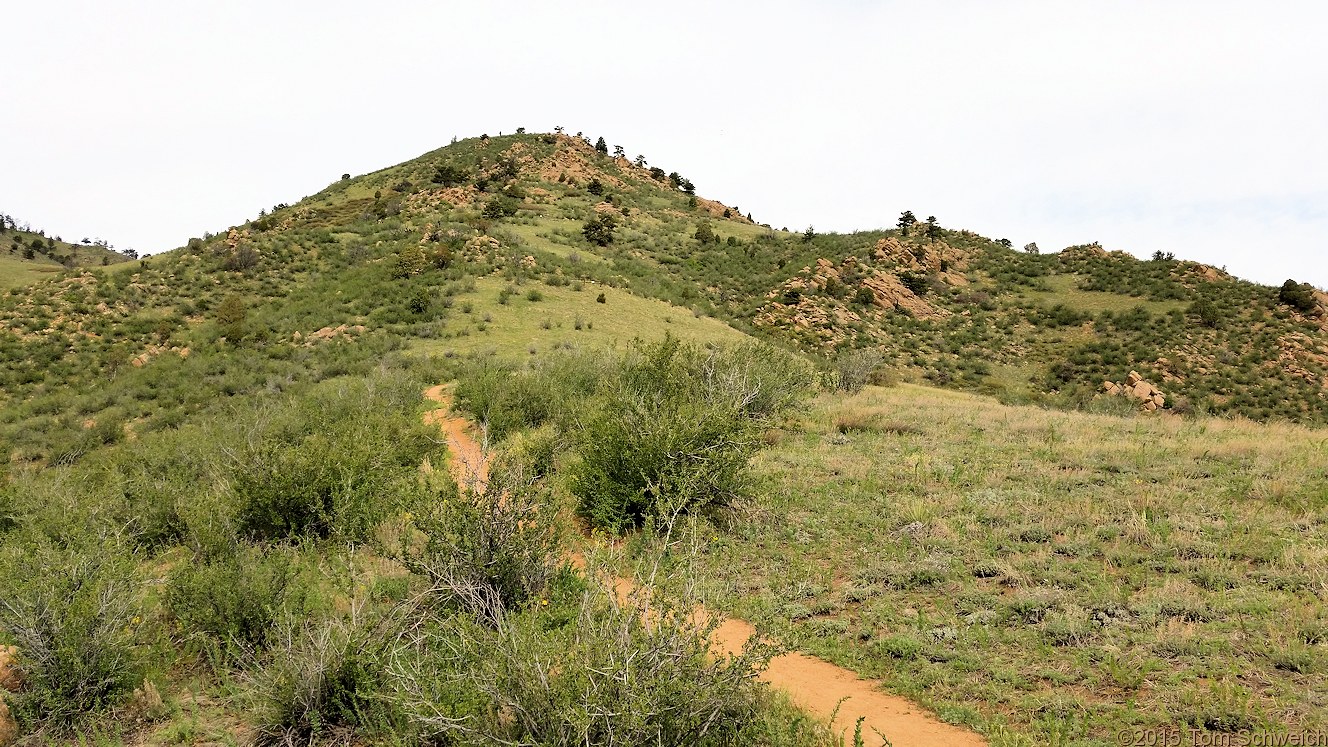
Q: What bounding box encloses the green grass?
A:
[1026,274,1188,315]
[0,230,132,289]
[0,255,65,289]
[412,275,749,358]
[689,383,1328,743]
[503,218,610,263]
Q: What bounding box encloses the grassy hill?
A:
[0,225,133,289]
[0,132,1325,745]
[4,132,1323,426]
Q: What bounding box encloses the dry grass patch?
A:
[689,383,1328,743]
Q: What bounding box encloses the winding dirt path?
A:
[423,384,489,493]
[422,386,986,747]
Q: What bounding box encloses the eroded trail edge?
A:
[423,385,987,747]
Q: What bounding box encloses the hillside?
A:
[0,132,1326,746]
[1,217,133,289]
[694,384,1328,740]
[3,132,1324,427]
[216,130,1328,424]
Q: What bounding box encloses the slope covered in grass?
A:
[6,132,1324,427]
[0,226,132,289]
[690,383,1328,743]
[411,276,748,358]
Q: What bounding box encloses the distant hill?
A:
[0,216,134,289]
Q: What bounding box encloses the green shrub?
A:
[166,543,302,655]
[409,466,563,627]
[1187,296,1221,328]
[451,357,552,442]
[481,196,519,220]
[1278,279,1318,314]
[0,536,146,727]
[831,348,883,393]
[390,569,809,746]
[569,336,811,531]
[249,615,402,745]
[452,350,610,443]
[228,375,434,541]
[502,425,558,479]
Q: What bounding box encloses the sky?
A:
[3,1,1325,287]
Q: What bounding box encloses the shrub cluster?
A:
[568,336,812,530]
[0,536,146,727]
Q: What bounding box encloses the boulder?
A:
[0,647,20,692]
[1101,372,1167,413]
[0,699,15,746]
[1131,381,1155,400]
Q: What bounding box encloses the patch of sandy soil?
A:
[422,385,988,746]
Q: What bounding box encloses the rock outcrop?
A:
[298,324,367,346]
[872,237,968,285]
[753,254,952,348]
[1102,371,1166,411]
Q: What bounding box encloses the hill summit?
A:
[2,130,1326,437]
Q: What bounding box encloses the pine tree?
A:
[694,222,717,244]
[582,215,617,246]
[595,137,608,155]
[897,211,917,236]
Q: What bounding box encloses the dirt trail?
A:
[422,386,987,747]
[423,384,489,493]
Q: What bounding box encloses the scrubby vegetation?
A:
[450,336,812,531]
[2,129,1326,744]
[0,353,828,744]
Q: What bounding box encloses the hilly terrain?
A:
[0,132,1325,746]
[1,215,134,289]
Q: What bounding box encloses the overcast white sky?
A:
[3,1,1325,287]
